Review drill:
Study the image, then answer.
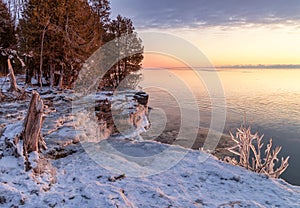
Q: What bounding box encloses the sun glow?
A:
[141,25,300,67]
[142,53,189,69]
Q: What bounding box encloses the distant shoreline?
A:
[215,64,300,69]
[144,65,300,70]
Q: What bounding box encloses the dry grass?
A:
[224,125,289,178]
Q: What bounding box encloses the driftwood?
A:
[21,91,47,170]
[7,58,19,92]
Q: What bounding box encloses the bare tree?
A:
[7,56,19,91]
[39,18,50,87]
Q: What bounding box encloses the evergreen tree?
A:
[15,0,143,89]
[90,0,111,43]
[18,0,103,87]
[100,15,143,89]
[90,0,110,27]
[55,0,102,88]
[18,0,51,84]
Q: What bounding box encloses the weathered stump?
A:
[21,91,47,170]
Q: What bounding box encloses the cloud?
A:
[111,0,300,29]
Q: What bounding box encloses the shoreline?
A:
[141,126,235,159]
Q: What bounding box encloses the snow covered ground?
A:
[0,77,300,207]
[1,138,300,207]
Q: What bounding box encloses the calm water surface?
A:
[139,68,300,185]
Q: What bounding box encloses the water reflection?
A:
[140,68,300,185]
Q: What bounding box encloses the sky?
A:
[110,0,300,67]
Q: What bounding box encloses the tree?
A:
[0,0,16,48]
[0,0,17,75]
[0,48,26,92]
[18,0,103,88]
[58,0,103,88]
[17,0,50,85]
[90,0,110,28]
[99,15,143,89]
[15,1,142,90]
[90,0,111,46]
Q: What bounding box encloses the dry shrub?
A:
[224,125,289,178]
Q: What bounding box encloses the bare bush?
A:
[224,125,289,178]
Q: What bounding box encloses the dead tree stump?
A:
[21,91,47,170]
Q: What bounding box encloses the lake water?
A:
[139,68,300,185]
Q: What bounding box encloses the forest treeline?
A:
[0,0,143,89]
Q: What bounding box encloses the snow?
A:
[0,85,300,207]
[1,139,300,207]
[1,120,23,139]
[31,77,38,85]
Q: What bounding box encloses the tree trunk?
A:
[25,66,30,84]
[22,91,46,155]
[58,65,64,89]
[50,63,54,88]
[7,58,19,92]
[0,55,8,76]
[39,19,50,88]
[25,57,33,84]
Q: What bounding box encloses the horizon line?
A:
[143,64,300,69]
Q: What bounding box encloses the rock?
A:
[93,90,150,140]
[0,196,6,204]
[45,147,77,160]
[134,91,149,106]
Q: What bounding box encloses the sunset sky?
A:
[111,0,300,67]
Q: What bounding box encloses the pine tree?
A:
[18,0,51,84]
[56,0,103,88]
[18,0,103,88]
[90,0,111,43]
[90,0,110,27]
[100,15,143,89]
[17,0,142,89]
